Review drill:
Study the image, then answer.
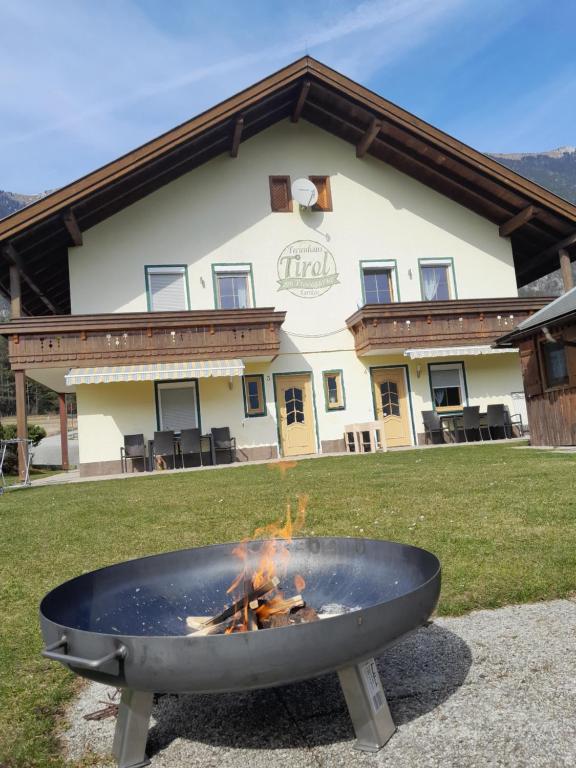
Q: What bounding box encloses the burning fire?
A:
[223,494,308,633]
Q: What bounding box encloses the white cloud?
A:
[0,0,525,189]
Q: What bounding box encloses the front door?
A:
[372,367,412,448]
[276,374,316,457]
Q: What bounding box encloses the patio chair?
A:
[153,430,176,470]
[454,406,483,443]
[211,427,236,464]
[422,410,449,445]
[120,434,147,473]
[486,404,513,440]
[180,428,203,469]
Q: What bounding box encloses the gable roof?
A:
[2,56,576,315]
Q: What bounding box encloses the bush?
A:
[0,423,47,475]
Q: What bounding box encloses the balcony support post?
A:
[14,369,28,481]
[59,392,69,471]
[9,262,22,318]
[559,248,574,292]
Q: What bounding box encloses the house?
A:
[496,287,576,445]
[2,57,575,478]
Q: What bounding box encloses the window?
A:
[243,374,266,417]
[285,386,305,424]
[309,176,332,212]
[362,268,394,304]
[429,363,466,412]
[156,381,198,431]
[542,341,569,388]
[419,261,454,301]
[269,176,292,212]
[213,265,253,309]
[323,370,345,410]
[146,266,189,311]
[379,379,400,417]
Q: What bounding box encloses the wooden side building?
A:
[496,288,576,445]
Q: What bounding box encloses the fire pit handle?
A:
[42,635,127,671]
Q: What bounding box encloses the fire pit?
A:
[40,537,440,767]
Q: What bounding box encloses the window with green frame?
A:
[323,370,345,410]
[243,374,266,416]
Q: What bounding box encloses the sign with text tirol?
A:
[277,240,339,298]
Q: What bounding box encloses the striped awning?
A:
[404,345,516,359]
[65,359,245,385]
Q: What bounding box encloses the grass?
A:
[1,443,575,766]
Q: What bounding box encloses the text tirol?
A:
[277,240,339,298]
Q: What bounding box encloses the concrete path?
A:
[62,599,576,767]
[31,433,79,467]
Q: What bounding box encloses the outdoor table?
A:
[147,433,216,471]
[439,412,488,442]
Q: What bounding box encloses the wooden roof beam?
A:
[1,243,61,315]
[230,116,244,158]
[356,117,382,158]
[62,209,83,246]
[291,80,311,123]
[537,230,576,259]
[499,205,539,238]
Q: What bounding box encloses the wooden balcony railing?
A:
[345,297,550,355]
[1,308,286,369]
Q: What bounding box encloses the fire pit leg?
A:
[337,658,396,752]
[112,689,154,768]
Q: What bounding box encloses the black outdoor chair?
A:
[180,428,203,469]
[153,430,176,470]
[422,410,449,445]
[211,427,236,464]
[486,404,524,440]
[120,433,147,473]
[486,405,512,440]
[455,406,483,443]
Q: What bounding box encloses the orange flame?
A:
[224,494,308,632]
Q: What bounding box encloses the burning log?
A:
[257,594,304,617]
[186,576,280,633]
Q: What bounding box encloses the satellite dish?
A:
[291,178,318,208]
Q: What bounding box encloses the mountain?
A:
[489,146,576,205]
[0,190,47,220]
[2,147,576,296]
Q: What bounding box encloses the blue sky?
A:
[1,0,575,193]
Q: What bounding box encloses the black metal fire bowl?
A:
[40,537,440,765]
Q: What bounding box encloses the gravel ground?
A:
[62,599,576,767]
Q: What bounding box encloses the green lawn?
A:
[1,443,575,766]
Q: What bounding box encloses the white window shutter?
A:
[149,269,187,311]
[159,385,198,430]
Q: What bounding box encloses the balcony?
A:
[1,308,286,369]
[346,297,550,356]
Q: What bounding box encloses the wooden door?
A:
[372,368,412,448]
[276,374,316,457]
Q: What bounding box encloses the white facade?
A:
[56,120,524,472]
